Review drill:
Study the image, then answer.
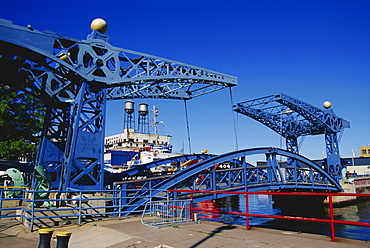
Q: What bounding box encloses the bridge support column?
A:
[266,151,285,185]
[60,83,106,190]
[325,132,342,182]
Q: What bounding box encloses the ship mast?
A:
[151,106,165,145]
[153,106,159,136]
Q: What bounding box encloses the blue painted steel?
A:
[0,19,237,101]
[0,19,237,190]
[114,147,342,215]
[233,93,350,182]
[156,147,341,191]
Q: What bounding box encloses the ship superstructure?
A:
[105,100,172,151]
[104,101,180,173]
[105,128,171,152]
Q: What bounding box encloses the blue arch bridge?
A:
[111,147,343,215]
[0,18,350,215]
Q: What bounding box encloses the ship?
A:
[104,101,181,174]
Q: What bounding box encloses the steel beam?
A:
[233,93,350,183]
[0,19,237,190]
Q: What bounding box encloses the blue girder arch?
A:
[0,19,237,190]
[155,147,341,191]
[115,147,342,215]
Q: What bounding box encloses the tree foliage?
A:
[0,84,45,161]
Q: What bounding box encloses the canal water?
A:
[196,194,370,241]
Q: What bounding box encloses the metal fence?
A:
[141,199,198,228]
[0,187,165,231]
[169,189,370,242]
[2,186,370,242]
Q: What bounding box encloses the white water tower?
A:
[123,100,135,131]
[137,103,149,133]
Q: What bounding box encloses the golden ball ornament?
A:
[323,101,332,109]
[90,18,107,34]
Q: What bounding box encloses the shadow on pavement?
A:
[189,224,237,248]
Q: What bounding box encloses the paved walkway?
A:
[1,217,369,247]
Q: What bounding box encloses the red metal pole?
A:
[329,194,335,242]
[190,192,194,221]
[167,189,370,236]
[245,187,250,230]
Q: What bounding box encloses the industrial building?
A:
[360,145,370,157]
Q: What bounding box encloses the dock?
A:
[1,217,369,247]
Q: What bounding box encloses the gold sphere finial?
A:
[90,18,107,34]
[323,101,332,109]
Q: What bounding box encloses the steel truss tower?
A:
[0,18,237,190]
[233,93,350,182]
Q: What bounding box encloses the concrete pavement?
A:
[1,217,369,247]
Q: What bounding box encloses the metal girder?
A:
[233,93,350,180]
[0,19,237,190]
[114,147,342,215]
[233,94,322,138]
[273,93,350,133]
[233,94,311,155]
[59,82,106,190]
[0,19,237,102]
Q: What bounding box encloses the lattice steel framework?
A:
[0,19,237,190]
[233,93,350,181]
[113,147,342,215]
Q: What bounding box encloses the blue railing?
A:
[0,187,168,231]
[2,186,370,242]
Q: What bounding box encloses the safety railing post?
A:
[329,194,336,242]
[211,169,217,197]
[78,191,82,225]
[173,190,178,201]
[30,190,35,231]
[245,187,250,230]
[149,185,152,202]
[0,189,3,220]
[118,190,122,219]
[190,192,194,220]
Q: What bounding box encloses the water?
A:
[195,195,370,241]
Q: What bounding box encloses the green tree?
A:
[0,84,45,161]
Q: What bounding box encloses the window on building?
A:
[362,149,367,155]
[368,149,370,154]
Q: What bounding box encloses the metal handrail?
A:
[1,187,369,241]
[0,187,165,231]
[169,189,370,242]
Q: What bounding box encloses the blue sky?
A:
[2,1,369,162]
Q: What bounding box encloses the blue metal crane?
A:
[233,93,350,182]
[0,18,237,190]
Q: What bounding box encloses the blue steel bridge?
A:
[112,147,342,215]
[0,18,349,215]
